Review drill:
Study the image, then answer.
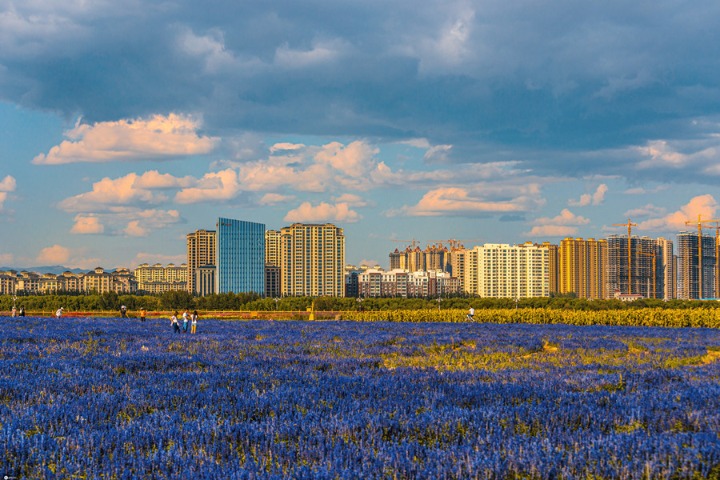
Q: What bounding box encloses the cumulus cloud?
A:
[284,201,361,223]
[333,193,368,207]
[526,209,590,237]
[568,184,608,206]
[0,175,17,192]
[259,193,296,205]
[176,27,249,74]
[34,245,102,270]
[123,221,147,237]
[393,183,543,217]
[71,215,105,234]
[36,245,70,265]
[176,140,381,202]
[175,169,241,203]
[58,173,167,212]
[32,114,218,165]
[638,195,718,232]
[0,175,17,212]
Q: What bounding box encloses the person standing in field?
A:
[18,306,25,317]
[171,311,180,333]
[11,306,16,317]
[140,308,147,322]
[182,310,189,333]
[120,305,127,318]
[191,310,198,334]
[467,306,475,322]
[55,307,64,319]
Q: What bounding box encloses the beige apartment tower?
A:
[265,229,282,267]
[558,238,608,299]
[280,223,345,297]
[464,243,549,298]
[186,229,216,294]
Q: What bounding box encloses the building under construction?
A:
[677,232,715,299]
[607,235,673,299]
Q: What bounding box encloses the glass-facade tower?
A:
[216,218,265,295]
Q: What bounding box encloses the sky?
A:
[2,1,720,270]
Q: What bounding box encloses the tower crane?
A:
[426,238,482,250]
[389,238,420,249]
[612,219,637,294]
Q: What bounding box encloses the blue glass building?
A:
[216,217,266,295]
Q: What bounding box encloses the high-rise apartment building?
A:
[186,229,216,294]
[558,238,607,299]
[450,249,467,292]
[607,235,658,297]
[656,237,676,300]
[544,242,560,295]
[677,232,715,299]
[464,243,549,298]
[280,223,345,297]
[389,243,456,274]
[135,263,188,294]
[216,218,265,295]
[265,229,282,267]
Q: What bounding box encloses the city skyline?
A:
[3,2,720,270]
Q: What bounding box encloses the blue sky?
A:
[2,1,720,270]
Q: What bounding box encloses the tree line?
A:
[2,291,720,313]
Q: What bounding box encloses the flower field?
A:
[1,317,720,479]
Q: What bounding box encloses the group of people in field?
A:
[10,305,26,317]
[170,310,198,334]
[43,306,198,333]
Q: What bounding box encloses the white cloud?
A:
[259,193,296,205]
[526,209,590,237]
[269,142,305,153]
[36,245,70,265]
[398,138,431,149]
[333,193,368,207]
[0,175,17,192]
[624,185,669,195]
[393,183,543,217]
[177,27,246,74]
[123,221,147,237]
[32,114,218,165]
[284,201,361,223]
[623,204,667,219]
[71,215,104,234]
[58,173,167,212]
[34,245,103,270]
[638,194,718,232]
[0,175,17,212]
[568,184,607,206]
[175,169,241,203]
[423,144,453,163]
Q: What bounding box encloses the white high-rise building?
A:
[464,242,549,298]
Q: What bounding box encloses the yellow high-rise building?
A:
[280,223,345,297]
[558,238,607,299]
[186,229,216,294]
